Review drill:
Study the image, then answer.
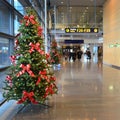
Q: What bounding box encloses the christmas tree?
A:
[3,8,58,105]
[50,39,61,65]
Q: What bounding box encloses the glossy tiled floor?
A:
[10,57,120,120]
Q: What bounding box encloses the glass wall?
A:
[0,0,45,69]
[14,0,24,15]
[0,37,10,68]
[0,2,11,34]
[6,0,14,5]
[14,14,20,35]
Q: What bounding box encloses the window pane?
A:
[14,0,24,15]
[14,15,20,35]
[0,2,10,34]
[6,0,13,5]
[0,37,10,68]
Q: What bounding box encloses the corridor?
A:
[1,57,120,120]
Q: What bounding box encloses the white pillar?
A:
[54,5,56,38]
[45,0,47,53]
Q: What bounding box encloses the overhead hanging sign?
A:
[64,40,84,44]
[65,28,99,33]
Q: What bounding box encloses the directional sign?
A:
[65,28,99,33]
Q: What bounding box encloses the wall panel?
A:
[103,0,120,67]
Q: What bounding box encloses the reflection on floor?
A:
[2,57,120,120]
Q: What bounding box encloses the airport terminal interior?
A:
[0,0,120,120]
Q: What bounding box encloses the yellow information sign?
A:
[65,28,99,33]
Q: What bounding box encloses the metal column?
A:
[44,0,47,53]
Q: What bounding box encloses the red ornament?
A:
[6,75,12,87]
[9,55,16,64]
[44,84,54,98]
[39,70,47,75]
[37,26,43,36]
[6,75,12,82]
[15,39,19,47]
[50,76,56,81]
[39,70,50,82]
[46,53,50,59]
[36,77,41,85]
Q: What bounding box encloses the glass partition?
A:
[0,37,10,68]
[14,0,24,15]
[0,2,11,34]
[6,0,14,5]
[14,14,20,35]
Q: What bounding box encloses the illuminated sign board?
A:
[65,28,99,33]
[109,43,120,48]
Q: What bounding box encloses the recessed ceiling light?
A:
[61,1,63,4]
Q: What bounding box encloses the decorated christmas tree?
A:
[3,8,57,105]
[50,39,61,65]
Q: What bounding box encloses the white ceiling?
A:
[50,0,107,7]
[49,0,107,44]
[49,0,107,29]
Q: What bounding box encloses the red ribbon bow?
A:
[44,85,54,98]
[29,42,45,55]
[17,64,35,77]
[17,91,38,104]
[29,42,40,53]
[24,15,36,26]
